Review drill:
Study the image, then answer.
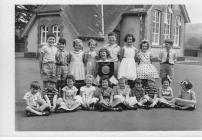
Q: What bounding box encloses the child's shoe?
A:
[25,110,32,117]
[42,111,50,116]
[100,106,104,112]
[174,105,182,110]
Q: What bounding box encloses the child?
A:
[95,48,118,85]
[55,38,69,82]
[144,78,159,108]
[85,39,98,78]
[39,33,58,88]
[23,81,50,116]
[69,39,85,82]
[103,32,120,77]
[159,39,177,80]
[118,34,138,87]
[96,76,122,111]
[42,77,61,112]
[79,74,99,110]
[113,78,138,110]
[173,79,196,110]
[137,40,159,87]
[59,75,82,111]
[157,76,174,108]
[131,78,148,108]
[97,48,112,61]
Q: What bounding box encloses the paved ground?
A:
[15,58,202,131]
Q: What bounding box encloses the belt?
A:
[43,61,55,64]
[162,62,174,65]
[56,63,67,66]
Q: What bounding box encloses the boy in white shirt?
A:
[159,39,177,80]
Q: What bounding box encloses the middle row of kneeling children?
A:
[43,74,174,113]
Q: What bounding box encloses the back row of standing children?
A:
[39,32,174,88]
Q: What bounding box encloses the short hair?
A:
[30,81,41,90]
[161,77,171,85]
[65,75,75,83]
[47,33,56,39]
[88,39,97,47]
[59,38,66,45]
[85,74,94,81]
[99,76,110,86]
[118,77,128,83]
[73,39,83,49]
[140,40,150,50]
[180,79,193,90]
[164,38,173,45]
[108,32,116,37]
[147,78,155,83]
[124,34,136,42]
[134,78,142,85]
[98,48,111,58]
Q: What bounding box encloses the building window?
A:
[40,25,48,44]
[52,25,60,43]
[152,10,161,45]
[164,7,172,40]
[173,16,181,47]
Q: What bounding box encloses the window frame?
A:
[52,25,60,43]
[173,15,181,47]
[152,10,161,46]
[164,7,172,40]
[40,25,48,44]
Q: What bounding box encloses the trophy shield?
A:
[97,60,114,78]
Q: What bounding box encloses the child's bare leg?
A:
[39,103,49,112]
[26,106,43,116]
[139,98,148,106]
[175,98,196,105]
[149,98,159,107]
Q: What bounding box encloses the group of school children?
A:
[23,32,197,117]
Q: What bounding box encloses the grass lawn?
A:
[15,58,202,131]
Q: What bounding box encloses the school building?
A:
[21,5,190,58]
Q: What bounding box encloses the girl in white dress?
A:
[136,40,159,87]
[77,74,99,110]
[69,39,85,81]
[113,78,138,110]
[118,34,137,82]
[59,75,82,111]
[157,76,174,108]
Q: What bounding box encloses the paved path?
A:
[15,58,202,131]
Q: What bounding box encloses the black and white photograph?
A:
[1,0,202,137]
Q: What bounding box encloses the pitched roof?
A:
[35,5,62,13]
[62,5,103,38]
[21,5,190,38]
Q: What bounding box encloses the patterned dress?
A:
[23,91,45,108]
[158,86,174,105]
[97,87,114,106]
[137,51,159,79]
[60,86,81,111]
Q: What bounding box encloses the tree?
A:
[15,5,40,43]
[15,5,39,32]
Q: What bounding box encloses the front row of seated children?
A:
[23,75,197,116]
